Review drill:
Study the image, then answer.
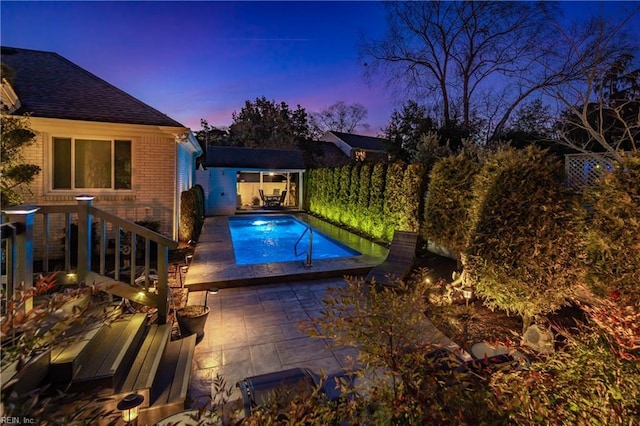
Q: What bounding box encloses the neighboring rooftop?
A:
[206,146,306,170]
[0,46,184,127]
[324,130,387,152]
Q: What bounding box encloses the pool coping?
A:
[184,214,388,291]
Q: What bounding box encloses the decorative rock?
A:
[523,324,554,353]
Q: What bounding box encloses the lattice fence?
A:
[565,153,616,191]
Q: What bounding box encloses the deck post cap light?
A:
[117,393,144,423]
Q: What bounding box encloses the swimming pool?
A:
[228,215,360,265]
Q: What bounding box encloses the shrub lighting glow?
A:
[228,215,359,265]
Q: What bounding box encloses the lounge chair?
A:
[365,230,418,286]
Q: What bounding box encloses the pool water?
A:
[228,215,360,265]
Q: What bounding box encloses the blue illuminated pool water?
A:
[228,215,360,265]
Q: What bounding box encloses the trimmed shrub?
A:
[382,161,406,240]
[369,163,387,239]
[358,164,372,234]
[464,147,585,330]
[584,152,640,302]
[338,164,352,224]
[347,164,361,228]
[327,167,341,222]
[399,162,426,232]
[179,189,198,243]
[422,155,481,254]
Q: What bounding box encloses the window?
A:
[354,150,367,161]
[52,138,131,190]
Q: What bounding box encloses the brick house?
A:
[1,46,202,258]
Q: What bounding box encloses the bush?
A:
[490,325,640,424]
[399,162,426,232]
[347,164,361,228]
[382,161,406,240]
[179,189,199,243]
[357,164,372,234]
[464,147,585,331]
[369,163,387,239]
[423,155,481,255]
[338,164,352,224]
[584,152,640,302]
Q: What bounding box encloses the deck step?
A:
[139,334,196,425]
[115,324,172,407]
[48,305,124,383]
[71,312,147,389]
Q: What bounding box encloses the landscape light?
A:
[117,393,144,424]
[463,287,473,306]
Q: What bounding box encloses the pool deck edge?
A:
[184,215,388,291]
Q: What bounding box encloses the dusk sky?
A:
[1,1,638,136]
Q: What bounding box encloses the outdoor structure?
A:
[319,130,388,162]
[1,46,202,258]
[565,153,617,191]
[199,146,306,215]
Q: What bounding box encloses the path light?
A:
[463,287,473,306]
[205,287,219,306]
[117,393,144,425]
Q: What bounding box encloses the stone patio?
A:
[184,277,359,408]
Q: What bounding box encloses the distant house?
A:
[319,130,388,162]
[200,146,305,215]
[1,46,202,255]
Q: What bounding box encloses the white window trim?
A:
[48,135,135,194]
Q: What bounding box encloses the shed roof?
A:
[206,146,306,170]
[0,46,184,127]
[327,131,387,152]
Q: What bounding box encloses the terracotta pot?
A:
[176,305,210,344]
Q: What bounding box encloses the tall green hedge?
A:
[179,189,198,243]
[463,147,585,330]
[399,163,426,233]
[383,162,406,240]
[347,164,361,228]
[369,163,387,238]
[337,164,352,224]
[584,153,640,302]
[422,155,481,254]
[358,164,372,234]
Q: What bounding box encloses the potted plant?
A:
[176,305,210,343]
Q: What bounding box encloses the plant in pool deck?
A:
[463,146,586,332]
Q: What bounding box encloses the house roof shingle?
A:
[0,46,184,127]
[206,146,306,170]
[328,131,387,152]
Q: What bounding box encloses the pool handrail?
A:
[294,226,313,268]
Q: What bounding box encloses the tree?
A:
[383,100,436,162]
[0,115,41,208]
[228,96,311,150]
[498,99,556,150]
[551,11,640,160]
[361,1,578,141]
[309,101,369,137]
